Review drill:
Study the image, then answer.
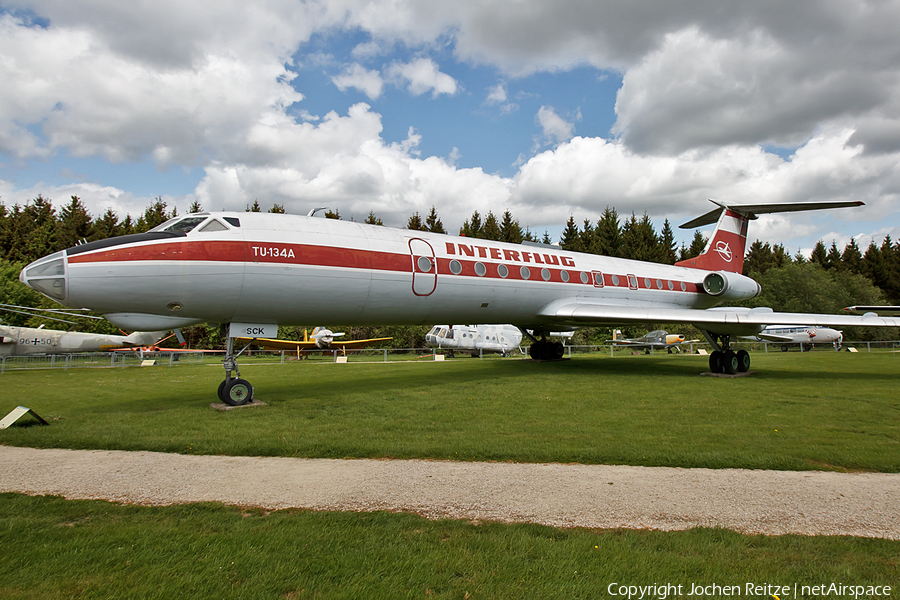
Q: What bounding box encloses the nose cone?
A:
[20,251,68,302]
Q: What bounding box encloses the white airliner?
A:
[747,325,843,351]
[19,200,900,405]
[426,324,523,357]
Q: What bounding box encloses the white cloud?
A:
[485,81,517,114]
[385,58,459,98]
[332,63,385,99]
[2,0,900,251]
[535,106,576,145]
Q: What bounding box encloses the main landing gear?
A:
[218,335,255,406]
[703,332,751,375]
[528,338,565,361]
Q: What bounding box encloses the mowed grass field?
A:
[1,351,898,471]
[2,352,899,599]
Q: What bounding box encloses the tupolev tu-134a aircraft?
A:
[19,200,900,405]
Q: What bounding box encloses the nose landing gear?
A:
[218,336,255,406]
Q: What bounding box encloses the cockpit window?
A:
[224,217,241,227]
[199,219,229,232]
[163,216,208,234]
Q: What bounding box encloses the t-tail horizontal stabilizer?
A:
[674,200,864,273]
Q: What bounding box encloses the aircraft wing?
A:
[331,337,393,350]
[235,337,319,351]
[236,336,393,351]
[539,302,900,334]
[754,333,796,343]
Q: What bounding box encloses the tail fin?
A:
[675,199,864,273]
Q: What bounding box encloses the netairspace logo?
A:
[606,582,893,599]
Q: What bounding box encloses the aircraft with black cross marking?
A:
[19,200,900,405]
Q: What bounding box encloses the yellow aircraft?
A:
[236,327,392,358]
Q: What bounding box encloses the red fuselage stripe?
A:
[66,240,701,293]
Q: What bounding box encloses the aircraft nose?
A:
[20,251,67,302]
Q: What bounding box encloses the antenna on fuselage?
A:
[307,207,330,217]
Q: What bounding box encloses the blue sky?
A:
[1,0,899,253]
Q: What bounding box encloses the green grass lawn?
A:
[1,493,897,600]
[2,352,899,598]
[1,352,898,472]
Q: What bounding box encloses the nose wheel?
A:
[218,336,255,406]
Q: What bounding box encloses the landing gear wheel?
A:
[781,345,789,352]
[709,351,724,373]
[723,350,739,375]
[736,349,751,373]
[529,343,540,360]
[222,378,253,406]
[552,341,564,359]
[217,380,228,402]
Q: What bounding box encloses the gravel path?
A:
[2,446,898,539]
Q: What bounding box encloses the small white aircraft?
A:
[19,199,900,405]
[426,324,523,357]
[0,325,166,356]
[608,329,698,353]
[745,325,843,351]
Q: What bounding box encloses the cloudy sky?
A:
[2,0,899,254]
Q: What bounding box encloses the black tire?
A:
[723,350,739,374]
[709,351,723,373]
[223,378,253,406]
[781,345,789,352]
[217,380,228,402]
[552,342,564,360]
[736,349,751,373]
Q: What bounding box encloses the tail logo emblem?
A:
[714,240,733,262]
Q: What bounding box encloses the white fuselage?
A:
[0,326,164,356]
[20,212,745,333]
[756,325,843,346]
[426,324,523,354]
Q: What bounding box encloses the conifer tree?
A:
[559,216,581,251]
[364,211,383,225]
[809,240,828,266]
[425,206,445,233]
[406,211,427,231]
[57,196,94,249]
[480,211,502,241]
[842,238,863,274]
[499,210,523,243]
[595,206,621,257]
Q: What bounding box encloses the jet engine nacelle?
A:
[702,271,761,301]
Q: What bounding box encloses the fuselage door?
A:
[409,238,437,296]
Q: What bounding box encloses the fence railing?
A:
[2,340,898,373]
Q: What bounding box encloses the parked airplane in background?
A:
[0,325,166,357]
[426,324,522,357]
[744,325,843,351]
[236,327,392,357]
[608,329,698,353]
[19,199,900,405]
[844,305,900,317]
